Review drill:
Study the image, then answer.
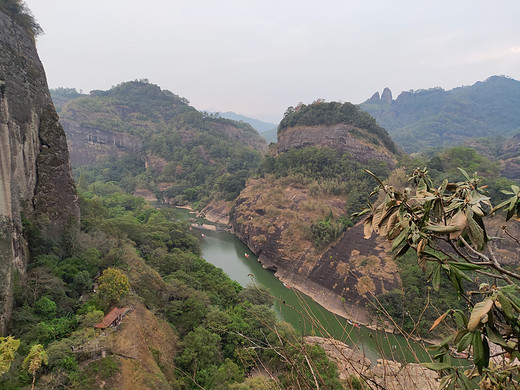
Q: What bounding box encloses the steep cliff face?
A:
[231,179,399,322]
[0,10,79,334]
[61,120,141,166]
[277,124,397,166]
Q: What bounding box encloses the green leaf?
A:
[468,298,495,331]
[432,199,443,222]
[431,263,441,291]
[472,332,489,373]
[458,167,471,182]
[457,373,472,390]
[512,184,520,195]
[452,265,473,283]
[439,333,455,348]
[391,227,409,252]
[423,248,446,261]
[501,286,520,312]
[438,179,448,196]
[457,331,473,352]
[394,243,410,258]
[421,362,453,371]
[485,323,511,350]
[497,292,515,320]
[453,310,467,329]
[506,196,517,221]
[447,262,484,271]
[490,198,512,214]
[439,375,452,390]
[466,210,486,250]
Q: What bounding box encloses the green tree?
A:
[176,326,222,386]
[23,344,48,390]
[97,268,130,305]
[0,336,20,377]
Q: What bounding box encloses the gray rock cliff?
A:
[0,9,79,334]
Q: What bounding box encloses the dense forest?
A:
[360,76,520,152]
[0,182,343,389]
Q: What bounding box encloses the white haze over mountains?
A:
[25,0,520,123]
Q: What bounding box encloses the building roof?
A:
[94,307,125,329]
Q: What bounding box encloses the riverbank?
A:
[305,336,438,390]
[270,265,370,325]
[198,203,403,335]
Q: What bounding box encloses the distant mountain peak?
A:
[381,87,393,103]
[367,88,392,104]
[359,75,520,153]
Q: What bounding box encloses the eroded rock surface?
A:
[0,10,79,334]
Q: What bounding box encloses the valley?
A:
[2,1,520,388]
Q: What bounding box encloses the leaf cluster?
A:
[361,167,520,388]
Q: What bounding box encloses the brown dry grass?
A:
[104,301,178,389]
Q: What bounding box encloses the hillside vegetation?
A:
[360,76,520,152]
[1,183,343,389]
[0,0,42,38]
[55,81,268,207]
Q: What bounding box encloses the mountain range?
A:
[359,75,520,152]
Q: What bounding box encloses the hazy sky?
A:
[24,0,520,123]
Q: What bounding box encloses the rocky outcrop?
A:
[231,179,399,322]
[61,120,141,166]
[0,9,79,334]
[276,124,397,167]
[496,133,520,180]
[465,133,520,180]
[305,336,438,390]
[381,87,393,104]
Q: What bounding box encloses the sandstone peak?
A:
[369,91,380,101]
[381,87,393,104]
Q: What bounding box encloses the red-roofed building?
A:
[94,307,126,329]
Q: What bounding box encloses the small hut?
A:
[94,307,126,329]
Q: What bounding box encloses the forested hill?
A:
[360,75,520,152]
[277,101,399,164]
[53,81,268,206]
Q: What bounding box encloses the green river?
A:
[166,206,433,365]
